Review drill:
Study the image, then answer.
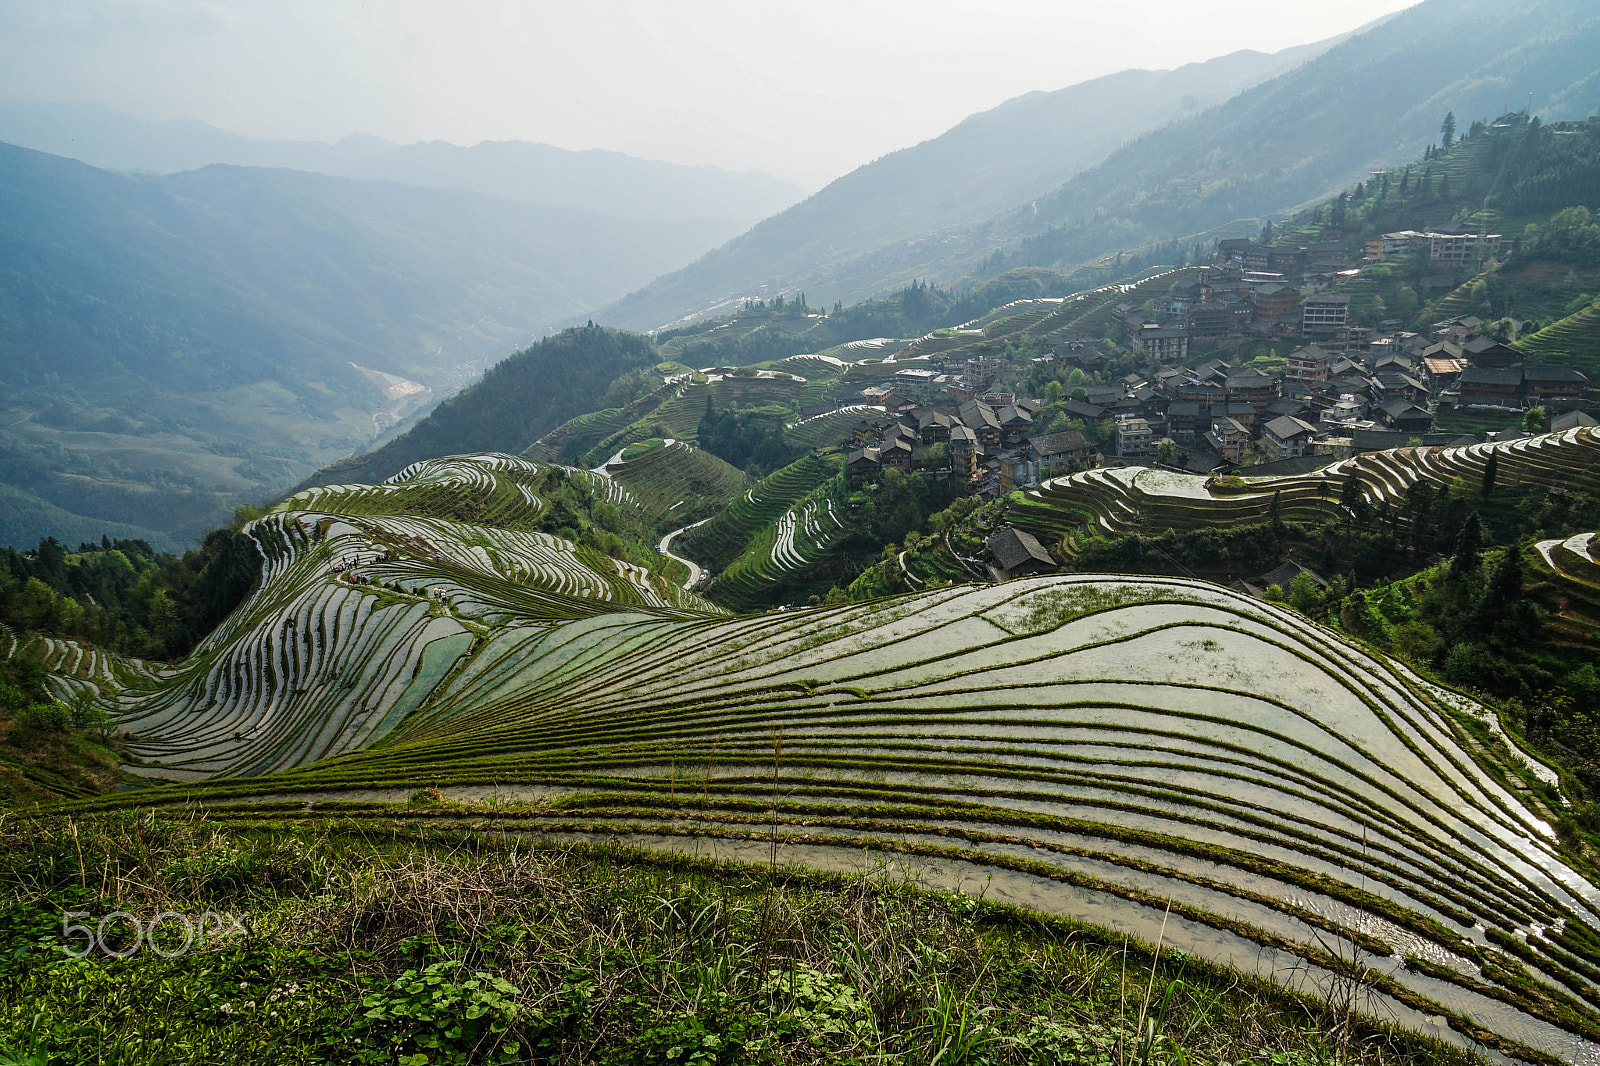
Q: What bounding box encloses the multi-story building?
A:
[1224,367,1277,412]
[1136,324,1189,362]
[948,425,978,476]
[1523,366,1589,402]
[1458,368,1522,405]
[1428,232,1502,265]
[1371,231,1501,265]
[1206,417,1251,464]
[1030,430,1097,471]
[1187,306,1234,338]
[1250,284,1301,322]
[1116,417,1154,457]
[1302,293,1351,340]
[1373,231,1426,259]
[1285,344,1337,384]
[1262,415,1320,458]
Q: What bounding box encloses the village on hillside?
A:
[834,232,1592,497]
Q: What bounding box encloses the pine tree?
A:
[1339,473,1369,523]
[1480,449,1499,498]
[1268,489,1283,532]
[1451,513,1483,573]
[1441,111,1457,150]
[1482,543,1523,613]
[1474,542,1529,641]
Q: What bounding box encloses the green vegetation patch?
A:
[0,814,1479,1066]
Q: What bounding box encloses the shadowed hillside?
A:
[0,146,744,550]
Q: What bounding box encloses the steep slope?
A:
[0,99,803,228]
[1518,297,1600,379]
[599,0,1600,332]
[997,0,1600,273]
[17,452,1600,1063]
[0,147,714,549]
[593,42,1335,331]
[305,327,664,490]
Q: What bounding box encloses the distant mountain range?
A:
[596,0,1600,332]
[0,144,766,550]
[990,0,1600,274]
[0,99,805,228]
[586,40,1341,331]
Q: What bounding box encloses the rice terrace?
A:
[8,9,1600,1059]
[9,445,1600,1064]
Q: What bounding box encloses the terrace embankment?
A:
[1012,427,1600,553]
[13,451,1600,1061]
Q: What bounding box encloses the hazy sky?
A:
[0,0,1422,188]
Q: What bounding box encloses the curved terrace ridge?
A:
[27,451,1600,1063]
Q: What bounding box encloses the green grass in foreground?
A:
[0,811,1476,1066]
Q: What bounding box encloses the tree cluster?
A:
[0,518,261,662]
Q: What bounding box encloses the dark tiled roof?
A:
[1351,429,1454,451]
[1378,397,1430,418]
[1030,430,1091,455]
[1238,455,1334,477]
[1260,562,1328,589]
[1226,368,1275,387]
[1459,368,1523,386]
[1264,414,1318,440]
[985,527,1057,573]
[1522,366,1589,383]
[958,400,1001,430]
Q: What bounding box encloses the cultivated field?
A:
[1013,427,1600,553]
[14,450,1600,1062]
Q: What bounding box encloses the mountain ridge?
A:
[0,98,805,227]
[594,0,1600,333]
[0,144,739,549]
[587,39,1341,331]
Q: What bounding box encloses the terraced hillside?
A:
[523,378,684,466]
[36,577,1600,1059]
[1534,531,1600,651]
[598,439,748,527]
[1013,428,1600,552]
[15,450,1600,1060]
[1517,299,1600,380]
[704,488,848,611]
[32,454,714,781]
[677,453,838,574]
[528,354,861,471]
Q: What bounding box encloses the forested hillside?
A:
[0,145,721,550]
[1246,108,1600,335]
[993,0,1600,275]
[305,326,663,487]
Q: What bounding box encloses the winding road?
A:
[658,518,710,589]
